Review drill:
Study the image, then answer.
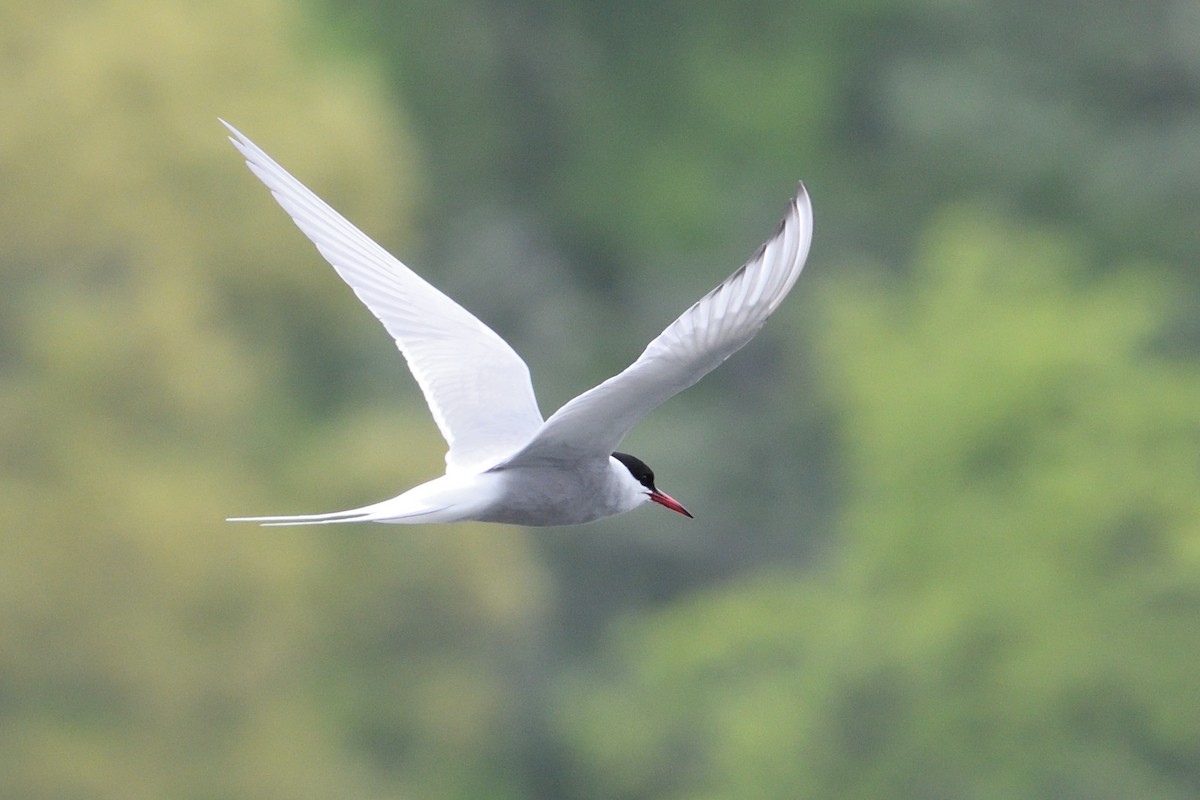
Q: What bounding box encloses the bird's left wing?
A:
[501,185,813,467]
[223,121,544,473]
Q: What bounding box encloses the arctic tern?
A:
[223,121,812,526]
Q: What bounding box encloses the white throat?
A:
[608,455,653,515]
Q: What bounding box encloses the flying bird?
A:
[223,121,812,526]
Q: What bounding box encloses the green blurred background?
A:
[3,1,1199,797]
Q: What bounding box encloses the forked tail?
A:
[226,507,377,527]
[226,501,450,527]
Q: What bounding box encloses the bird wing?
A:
[223,121,544,473]
[501,185,812,467]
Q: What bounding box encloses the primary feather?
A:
[501,186,812,466]
[222,120,544,473]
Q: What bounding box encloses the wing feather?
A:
[503,185,812,465]
[223,121,544,473]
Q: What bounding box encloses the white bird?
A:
[223,120,812,527]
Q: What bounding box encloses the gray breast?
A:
[477,460,625,527]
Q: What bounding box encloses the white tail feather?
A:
[225,509,374,526]
[227,500,451,527]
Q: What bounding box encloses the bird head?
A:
[611,451,692,518]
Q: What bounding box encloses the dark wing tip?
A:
[746,183,810,266]
[792,182,812,226]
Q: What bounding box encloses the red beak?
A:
[650,490,693,519]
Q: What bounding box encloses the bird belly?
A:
[472,462,633,527]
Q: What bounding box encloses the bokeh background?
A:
[3,1,1199,797]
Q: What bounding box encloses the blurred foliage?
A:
[849,0,1200,269]
[0,0,544,797]
[3,0,1199,798]
[559,211,1200,799]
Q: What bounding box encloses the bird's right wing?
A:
[501,185,812,467]
[224,121,544,473]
